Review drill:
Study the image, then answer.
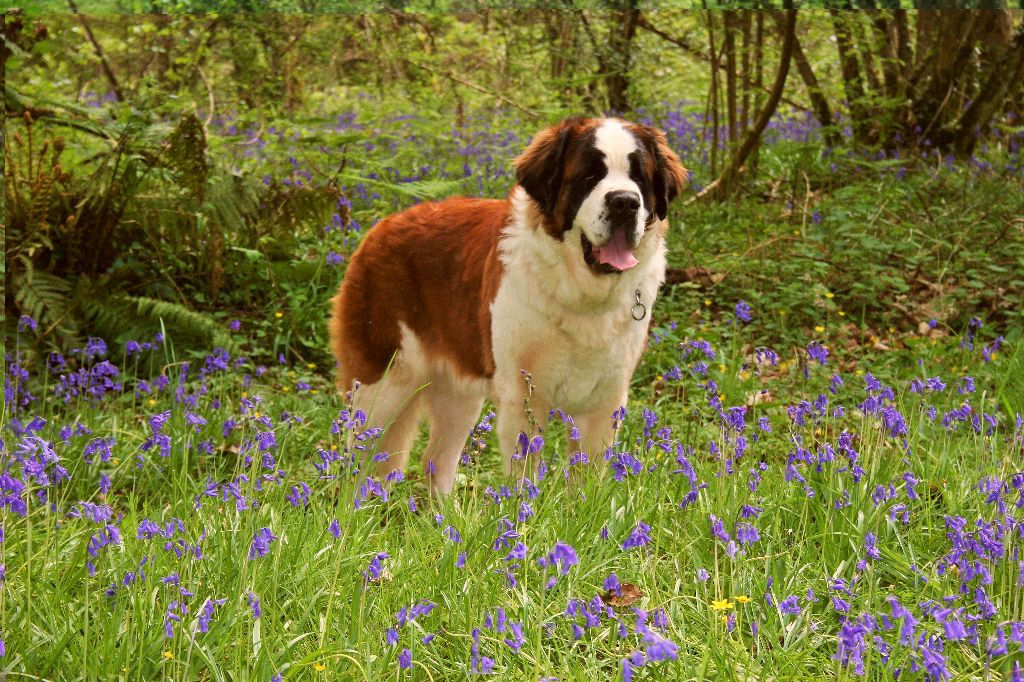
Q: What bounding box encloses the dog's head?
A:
[514,117,687,275]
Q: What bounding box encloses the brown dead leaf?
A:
[604,582,644,608]
[366,568,393,585]
[664,266,725,288]
[745,389,773,406]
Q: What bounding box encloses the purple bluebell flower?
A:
[807,341,829,366]
[197,597,226,633]
[363,552,390,582]
[286,482,310,507]
[709,514,731,542]
[604,572,622,595]
[247,591,262,618]
[248,528,277,560]
[735,522,760,546]
[835,620,868,674]
[505,542,527,561]
[865,532,881,560]
[641,627,679,661]
[18,315,38,332]
[778,596,801,615]
[538,541,579,575]
[504,621,526,651]
[622,522,652,550]
[734,300,751,323]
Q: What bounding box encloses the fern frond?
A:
[202,169,260,235]
[337,171,462,200]
[12,270,74,334]
[129,296,237,352]
[165,113,209,202]
[79,293,238,356]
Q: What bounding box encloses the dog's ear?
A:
[635,125,688,221]
[514,119,581,217]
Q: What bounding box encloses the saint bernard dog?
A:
[329,117,687,495]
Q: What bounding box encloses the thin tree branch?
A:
[66,0,123,102]
[197,65,215,131]
[404,59,539,120]
[638,17,810,113]
[954,23,1024,157]
[688,9,797,204]
[779,12,839,147]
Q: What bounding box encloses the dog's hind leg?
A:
[349,373,426,479]
[421,386,484,497]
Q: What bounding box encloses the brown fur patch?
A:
[329,198,507,388]
[625,123,689,219]
[513,117,601,241]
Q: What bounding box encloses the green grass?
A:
[3,293,1021,680]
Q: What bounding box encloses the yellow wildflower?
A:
[734,595,751,604]
[163,651,174,660]
[711,599,734,611]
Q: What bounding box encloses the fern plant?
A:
[3,106,255,362]
[82,294,238,354]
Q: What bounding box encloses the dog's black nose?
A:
[606,190,640,215]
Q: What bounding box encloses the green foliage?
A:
[87,294,240,352]
[2,106,268,357]
[164,112,209,202]
[6,10,1022,377]
[11,270,76,337]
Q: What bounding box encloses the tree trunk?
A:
[789,22,840,148]
[604,3,642,113]
[852,14,882,96]
[706,10,721,177]
[67,0,124,102]
[954,24,1024,157]
[724,10,738,146]
[830,9,871,144]
[912,11,978,146]
[751,10,764,174]
[871,11,902,100]
[740,10,752,136]
[706,9,797,202]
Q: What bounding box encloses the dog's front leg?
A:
[574,390,630,474]
[496,393,548,483]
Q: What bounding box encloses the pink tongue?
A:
[594,230,639,271]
